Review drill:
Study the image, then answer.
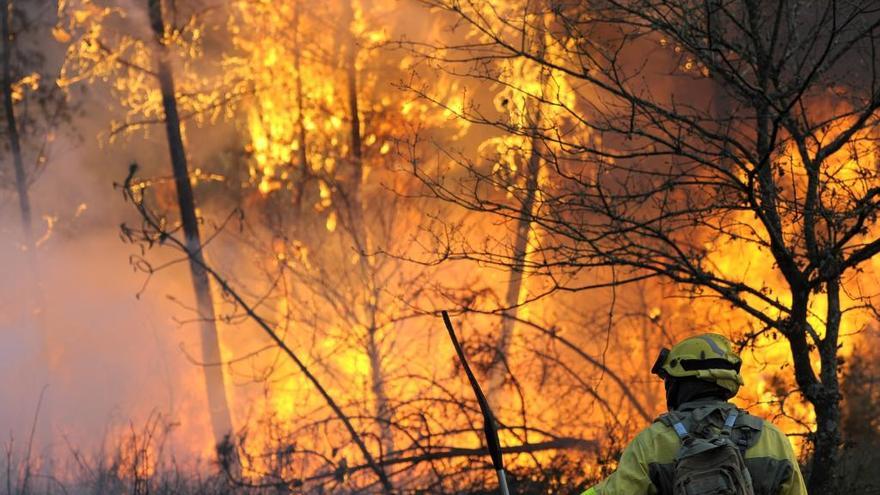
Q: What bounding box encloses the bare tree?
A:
[56,0,239,450]
[145,0,236,453]
[223,0,478,469]
[1,0,32,248]
[2,0,73,273]
[2,1,77,460]
[339,0,395,456]
[405,0,880,490]
[484,24,548,408]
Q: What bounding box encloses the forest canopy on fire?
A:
[2,0,880,493]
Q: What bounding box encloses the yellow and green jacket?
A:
[582,400,807,495]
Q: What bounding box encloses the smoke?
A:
[0,130,218,470]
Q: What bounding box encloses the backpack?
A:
[660,407,756,495]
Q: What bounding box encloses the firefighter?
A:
[582,333,807,494]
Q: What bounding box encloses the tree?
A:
[2,0,77,458]
[1,0,33,248]
[183,1,604,490]
[56,0,237,450]
[221,0,467,485]
[406,0,880,490]
[145,0,236,453]
[482,16,549,406]
[2,0,74,286]
[225,0,403,465]
[0,0,69,248]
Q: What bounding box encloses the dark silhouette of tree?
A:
[2,1,77,456]
[145,0,236,453]
[56,0,240,451]
[1,0,32,248]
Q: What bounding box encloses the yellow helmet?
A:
[651,333,743,395]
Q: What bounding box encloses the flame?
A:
[34,215,58,248]
[46,0,880,488]
[688,121,880,452]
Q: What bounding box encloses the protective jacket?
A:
[582,399,806,495]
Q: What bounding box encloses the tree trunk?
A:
[486,12,547,408]
[342,0,364,216]
[291,0,309,218]
[367,323,394,456]
[810,396,841,491]
[487,132,540,405]
[1,0,32,247]
[147,0,235,451]
[341,0,395,463]
[806,274,843,491]
[786,286,842,492]
[3,1,53,463]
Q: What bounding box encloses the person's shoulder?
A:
[747,413,788,441]
[741,412,797,458]
[641,415,679,439]
[620,416,682,463]
[759,418,787,435]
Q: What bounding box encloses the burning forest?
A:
[2,0,880,493]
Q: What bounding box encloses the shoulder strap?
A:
[659,407,760,440]
[722,411,738,435]
[655,411,675,427]
[663,411,691,441]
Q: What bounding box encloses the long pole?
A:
[441,311,511,495]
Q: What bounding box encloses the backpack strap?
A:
[722,411,738,434]
[665,411,691,441]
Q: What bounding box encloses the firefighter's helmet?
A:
[651,333,743,395]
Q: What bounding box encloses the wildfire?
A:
[693,122,880,452]
[25,0,880,491]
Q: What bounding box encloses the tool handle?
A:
[497,469,512,495]
[441,311,506,474]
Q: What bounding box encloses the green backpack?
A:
[661,408,756,495]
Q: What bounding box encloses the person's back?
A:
[582,334,806,495]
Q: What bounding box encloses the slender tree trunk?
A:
[147,0,235,451]
[3,1,53,464]
[810,392,841,491]
[487,133,540,404]
[291,0,309,218]
[487,19,547,404]
[1,0,32,247]
[341,0,395,463]
[367,322,393,456]
[342,0,364,215]
[806,274,843,491]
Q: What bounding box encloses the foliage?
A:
[0,1,77,201]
